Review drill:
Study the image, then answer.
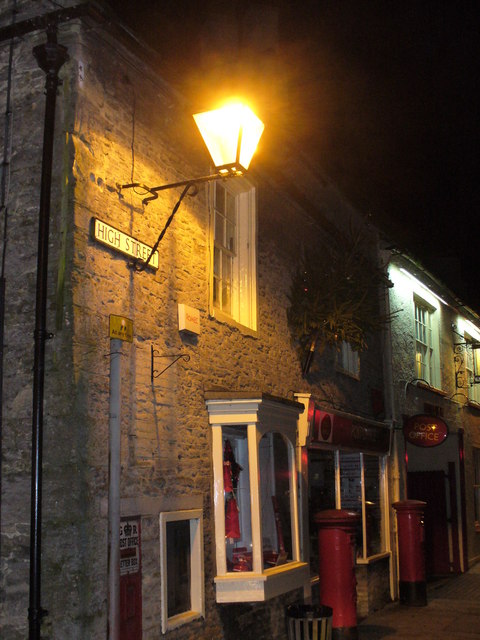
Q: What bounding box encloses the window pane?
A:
[339,452,363,554]
[223,429,252,572]
[259,433,293,569]
[226,191,235,221]
[474,449,480,523]
[213,246,220,277]
[215,182,225,214]
[226,221,236,252]
[341,341,360,377]
[215,212,224,245]
[166,520,191,617]
[364,454,383,555]
[213,276,220,306]
[222,254,232,314]
[308,449,336,574]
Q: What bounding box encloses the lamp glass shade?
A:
[193,103,264,171]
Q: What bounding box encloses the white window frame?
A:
[338,341,360,378]
[333,451,389,562]
[474,448,480,529]
[159,509,204,634]
[209,178,257,332]
[205,393,309,603]
[414,296,440,388]
[464,333,480,404]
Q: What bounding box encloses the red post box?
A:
[392,500,427,606]
[314,509,360,640]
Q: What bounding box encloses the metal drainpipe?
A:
[28,23,68,640]
[108,338,122,640]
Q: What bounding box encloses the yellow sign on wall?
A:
[109,315,133,342]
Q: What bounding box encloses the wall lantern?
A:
[119,102,264,271]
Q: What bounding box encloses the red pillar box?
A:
[392,500,427,606]
[314,509,360,640]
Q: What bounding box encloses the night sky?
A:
[111,0,479,308]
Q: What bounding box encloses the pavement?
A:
[358,562,480,639]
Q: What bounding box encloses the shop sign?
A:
[311,410,390,454]
[91,218,159,269]
[403,414,449,447]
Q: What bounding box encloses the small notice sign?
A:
[120,518,141,576]
[109,315,133,342]
[91,218,159,269]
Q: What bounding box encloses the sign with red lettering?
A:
[403,414,449,447]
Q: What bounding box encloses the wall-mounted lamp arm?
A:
[131,181,195,272]
[119,166,243,205]
[119,167,245,273]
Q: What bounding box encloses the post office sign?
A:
[403,414,449,447]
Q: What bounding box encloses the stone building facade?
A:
[1,2,394,639]
[387,254,480,579]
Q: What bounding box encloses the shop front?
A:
[307,408,393,617]
[403,413,467,576]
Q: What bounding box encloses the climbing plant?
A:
[287,223,393,375]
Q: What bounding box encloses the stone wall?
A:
[0,5,389,638]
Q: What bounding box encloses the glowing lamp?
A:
[193,103,264,174]
[118,101,265,271]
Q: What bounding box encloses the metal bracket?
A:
[454,342,480,387]
[151,345,190,381]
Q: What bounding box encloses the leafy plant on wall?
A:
[287,222,393,376]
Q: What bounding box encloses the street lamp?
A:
[119,102,264,271]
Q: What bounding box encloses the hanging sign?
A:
[91,218,159,269]
[403,414,449,447]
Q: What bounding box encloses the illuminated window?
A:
[414,298,439,387]
[338,341,360,378]
[474,448,480,526]
[309,450,388,568]
[465,335,480,404]
[205,392,308,603]
[159,509,204,633]
[211,180,257,331]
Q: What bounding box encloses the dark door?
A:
[407,470,450,577]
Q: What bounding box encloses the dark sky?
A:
[111,0,479,307]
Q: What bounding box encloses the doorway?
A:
[407,470,452,577]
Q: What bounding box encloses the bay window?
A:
[205,392,308,602]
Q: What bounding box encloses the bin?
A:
[286,604,333,640]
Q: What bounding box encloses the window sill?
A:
[356,551,391,565]
[209,308,258,338]
[214,561,309,603]
[164,610,203,632]
[415,380,447,396]
[336,366,360,381]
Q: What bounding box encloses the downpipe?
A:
[28,23,68,640]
